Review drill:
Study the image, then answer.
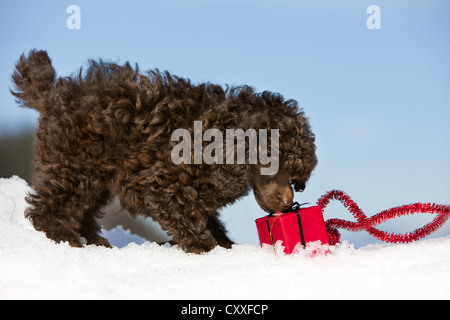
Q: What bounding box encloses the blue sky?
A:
[1,0,449,247]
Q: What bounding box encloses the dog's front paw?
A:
[216,238,234,249]
[87,235,112,248]
[177,233,218,254]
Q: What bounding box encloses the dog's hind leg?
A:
[78,191,112,247]
[26,169,112,247]
[26,181,84,247]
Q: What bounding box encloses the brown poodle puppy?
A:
[11,50,317,253]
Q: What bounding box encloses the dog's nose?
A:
[281,198,293,211]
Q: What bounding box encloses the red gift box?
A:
[255,205,329,254]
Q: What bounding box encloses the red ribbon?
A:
[316,190,450,246]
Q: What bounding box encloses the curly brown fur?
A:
[11,49,317,253]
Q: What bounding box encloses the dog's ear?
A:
[292,179,306,192]
[279,114,317,193]
[289,159,304,192]
[286,157,316,192]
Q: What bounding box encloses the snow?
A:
[1,176,449,299]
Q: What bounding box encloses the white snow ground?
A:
[1,176,449,300]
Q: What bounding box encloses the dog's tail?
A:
[10,49,56,112]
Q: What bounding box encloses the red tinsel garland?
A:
[316,190,450,246]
